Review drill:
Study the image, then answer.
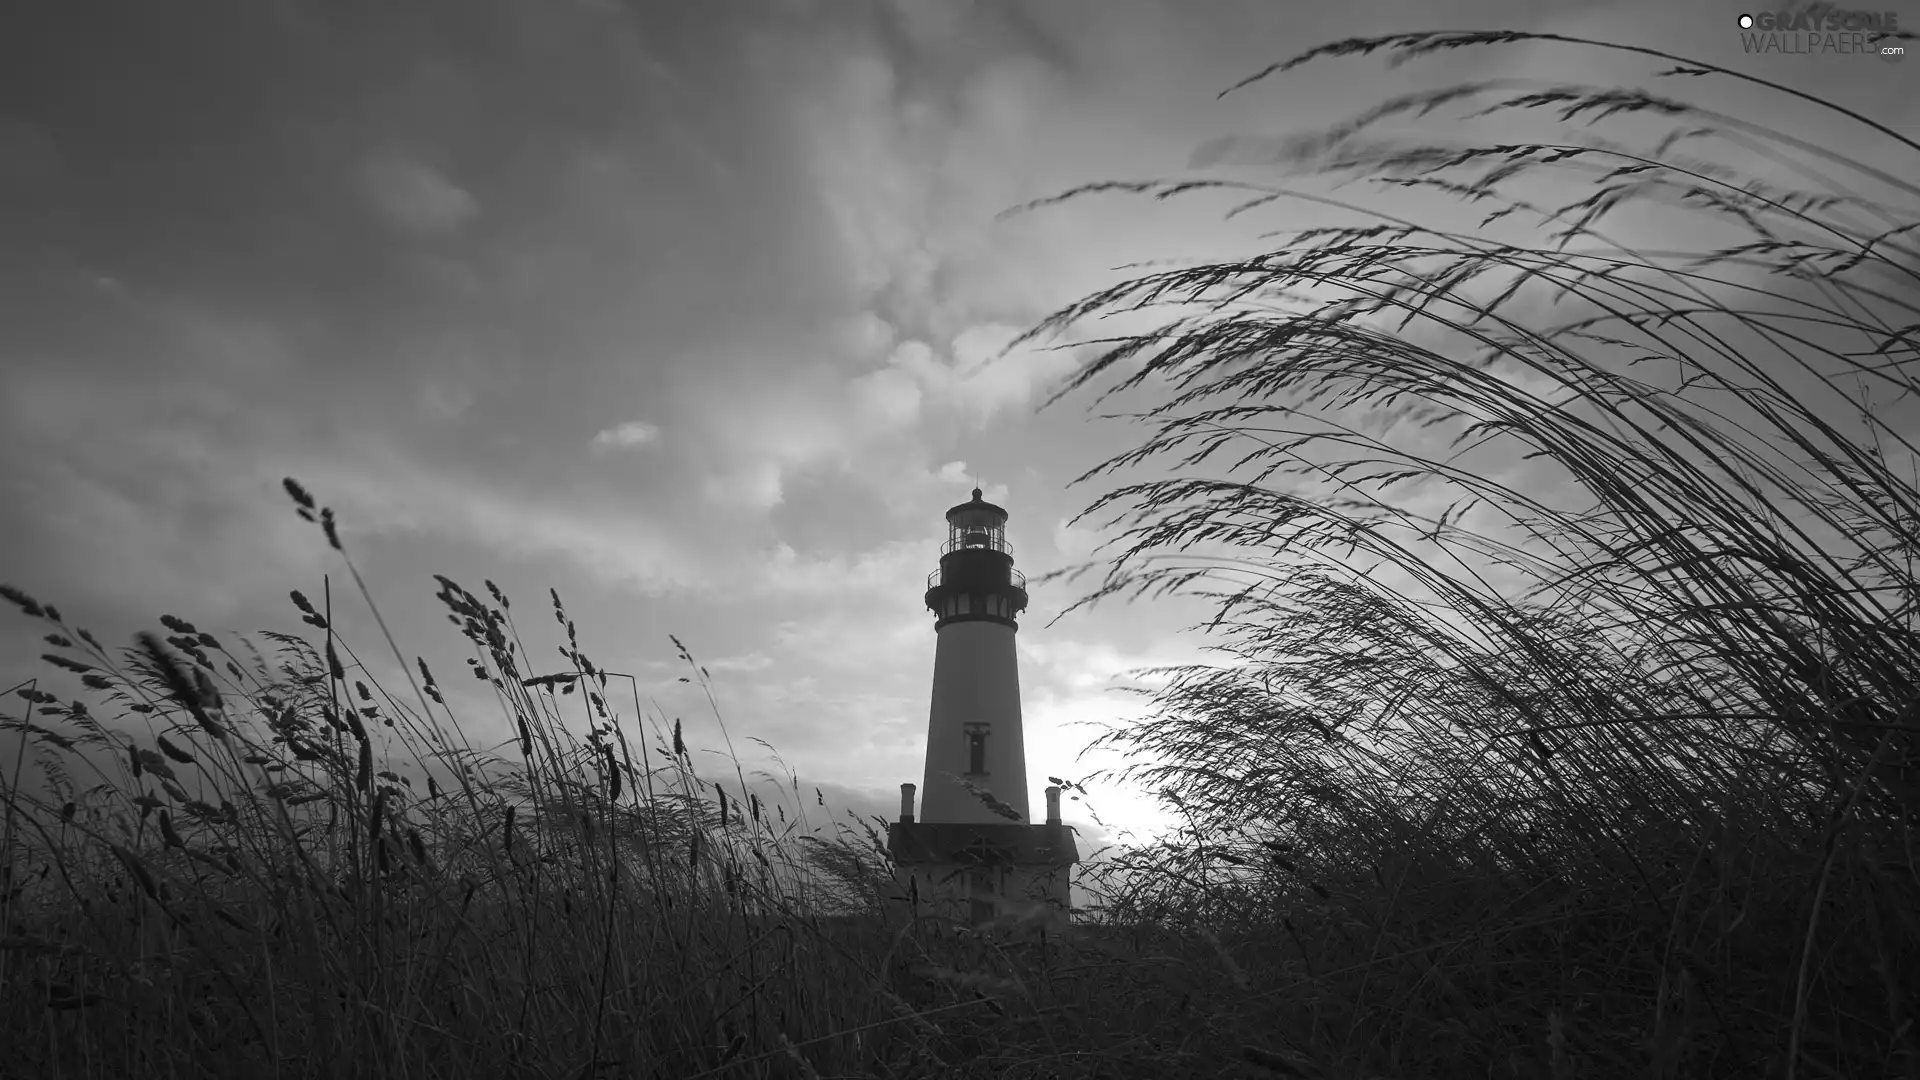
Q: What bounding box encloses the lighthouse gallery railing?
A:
[927,567,1026,591]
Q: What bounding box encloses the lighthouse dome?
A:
[946,487,1009,525]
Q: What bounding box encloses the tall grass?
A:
[4,29,1918,1080]
[1017,28,1920,1080]
[0,487,926,1078]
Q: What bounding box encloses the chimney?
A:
[900,783,917,824]
[1045,785,1062,825]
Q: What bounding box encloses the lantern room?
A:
[944,489,1012,555]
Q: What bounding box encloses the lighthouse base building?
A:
[887,488,1078,931]
[888,785,1078,931]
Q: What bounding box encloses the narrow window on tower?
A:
[964,723,989,776]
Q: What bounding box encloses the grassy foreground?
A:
[8,31,1920,1080]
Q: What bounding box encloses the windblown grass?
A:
[1017,27,1920,1080]
[5,29,1919,1080]
[0,491,917,1078]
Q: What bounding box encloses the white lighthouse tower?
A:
[889,488,1077,930]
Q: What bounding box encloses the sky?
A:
[2,0,1915,853]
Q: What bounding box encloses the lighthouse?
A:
[889,488,1078,930]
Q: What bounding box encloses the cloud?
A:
[796,51,922,304]
[0,350,705,610]
[768,603,928,672]
[296,442,704,596]
[0,321,325,621]
[420,380,478,422]
[591,420,662,451]
[945,322,1082,421]
[680,357,902,512]
[834,311,897,359]
[703,460,787,511]
[706,651,776,673]
[1052,517,1103,559]
[0,439,328,622]
[850,365,923,429]
[356,154,478,234]
[748,536,936,605]
[650,20,1092,515]
[409,327,513,422]
[786,20,1074,338]
[692,399,850,509]
[861,324,1080,429]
